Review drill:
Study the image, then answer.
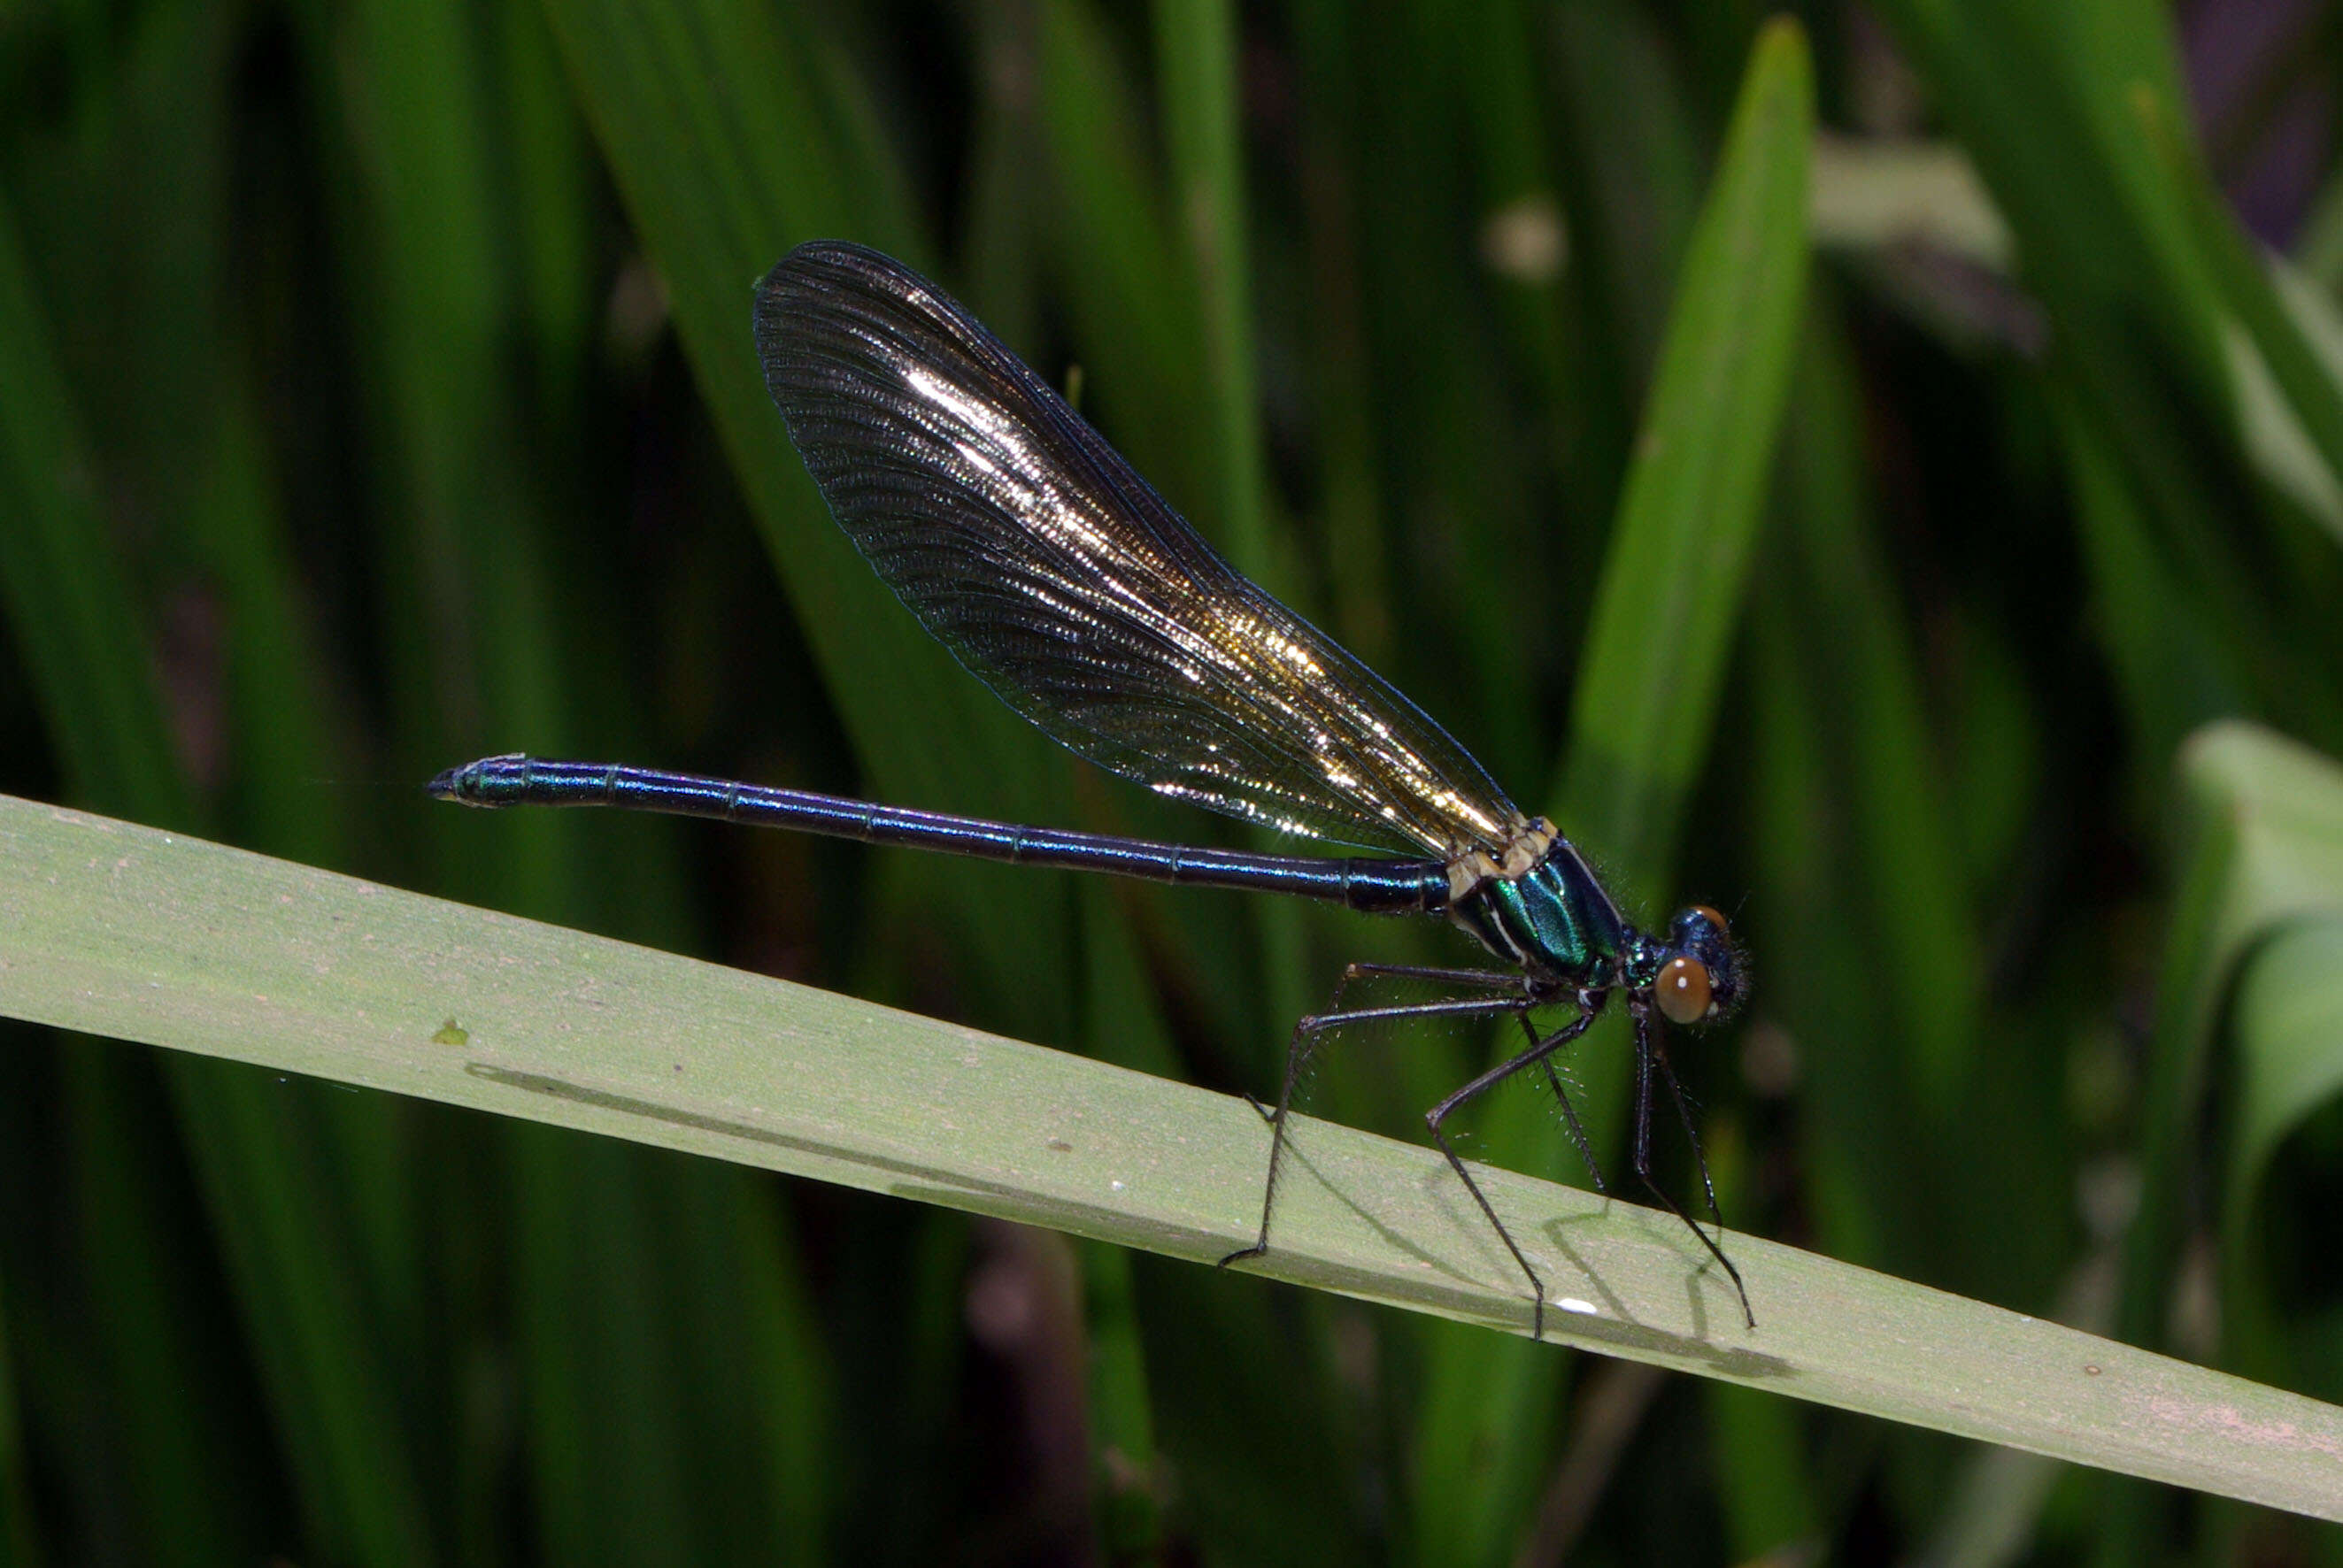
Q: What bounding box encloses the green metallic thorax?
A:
[1448,839,1632,988]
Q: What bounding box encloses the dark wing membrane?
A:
[754,240,1526,859]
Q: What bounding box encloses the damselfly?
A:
[432,241,1752,1337]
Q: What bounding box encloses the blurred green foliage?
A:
[1,0,2341,1563]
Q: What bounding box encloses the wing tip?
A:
[756,239,913,315]
[753,241,946,399]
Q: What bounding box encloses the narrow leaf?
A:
[1554,15,1813,878]
[7,796,2343,1520]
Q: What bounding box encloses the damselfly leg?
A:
[1221,964,1532,1272]
[1627,997,1754,1327]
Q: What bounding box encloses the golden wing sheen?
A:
[754,241,1529,860]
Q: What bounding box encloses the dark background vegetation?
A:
[2,0,2340,1563]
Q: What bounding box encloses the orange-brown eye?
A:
[1690,904,1728,935]
[1655,957,1713,1025]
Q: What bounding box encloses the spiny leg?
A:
[1328,962,1530,1011]
[1229,963,1529,1125]
[1526,991,1608,1191]
[1423,1010,1601,1341]
[1219,988,1530,1272]
[1627,999,1754,1329]
[1650,1029,1725,1231]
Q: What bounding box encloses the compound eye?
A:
[1689,904,1729,935]
[1655,956,1713,1025]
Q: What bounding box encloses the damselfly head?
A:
[1651,903,1742,1026]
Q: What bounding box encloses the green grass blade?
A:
[1448,0,1573,430]
[1410,23,1813,1563]
[1150,0,1271,582]
[1773,319,1984,1109]
[1868,1,2343,769]
[2056,396,2253,780]
[1032,0,1214,550]
[1329,0,1540,779]
[1869,0,2215,384]
[1079,1241,1161,1559]
[728,1182,832,1560]
[0,175,295,1568]
[541,0,1083,1039]
[1546,0,1706,429]
[303,5,790,1562]
[4,795,2343,1520]
[0,190,189,827]
[2138,89,2343,533]
[495,0,597,396]
[1552,16,1812,875]
[2227,258,2343,550]
[1283,0,1399,668]
[51,1053,258,1568]
[0,1265,30,1568]
[176,386,445,1567]
[1075,880,1170,1556]
[1700,1117,1822,1560]
[163,1065,439,1568]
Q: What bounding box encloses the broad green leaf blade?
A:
[2225,919,2343,1390]
[2231,920,2343,1227]
[2200,737,2343,1396]
[10,797,2343,1521]
[2125,723,2343,1347]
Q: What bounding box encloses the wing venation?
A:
[754,240,1526,859]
